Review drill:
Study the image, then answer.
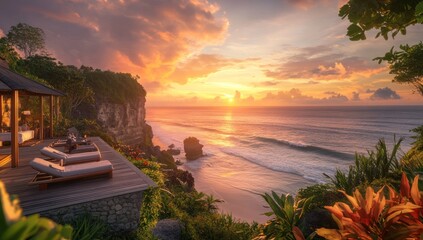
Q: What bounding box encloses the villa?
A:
[0,59,155,233]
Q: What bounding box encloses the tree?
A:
[17,56,94,118]
[0,38,20,70]
[374,42,423,94]
[339,0,423,94]
[7,23,46,58]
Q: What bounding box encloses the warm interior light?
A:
[22,110,31,116]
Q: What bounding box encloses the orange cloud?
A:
[288,0,330,10]
[167,54,251,84]
[6,0,229,86]
[29,8,100,31]
[264,45,386,81]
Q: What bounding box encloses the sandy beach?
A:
[153,135,313,223]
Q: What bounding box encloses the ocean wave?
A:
[220,148,338,183]
[154,121,226,134]
[254,136,355,160]
[220,149,304,177]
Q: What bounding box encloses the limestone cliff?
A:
[95,95,153,146]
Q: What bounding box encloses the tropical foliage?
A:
[296,184,345,212]
[402,126,423,176]
[324,138,403,194]
[117,143,259,240]
[317,173,423,239]
[339,0,423,41]
[0,181,73,240]
[374,42,423,94]
[255,192,313,240]
[69,214,106,240]
[339,0,423,94]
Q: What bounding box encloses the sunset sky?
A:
[0,0,422,106]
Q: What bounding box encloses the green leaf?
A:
[416,2,423,23]
[400,28,406,35]
[347,24,365,41]
[392,29,399,39]
[339,4,350,18]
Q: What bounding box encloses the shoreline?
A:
[152,133,313,223]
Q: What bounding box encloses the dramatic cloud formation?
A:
[168,54,252,84]
[264,46,386,81]
[0,0,228,84]
[1,0,421,106]
[369,87,401,100]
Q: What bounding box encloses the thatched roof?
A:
[0,62,64,96]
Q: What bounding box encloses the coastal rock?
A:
[167,143,181,155]
[183,137,204,160]
[79,93,152,147]
[167,149,181,155]
[152,219,183,240]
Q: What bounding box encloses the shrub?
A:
[324,138,403,194]
[165,169,195,191]
[296,184,345,211]
[402,125,423,176]
[117,144,164,239]
[255,191,313,240]
[69,214,106,240]
[182,213,260,240]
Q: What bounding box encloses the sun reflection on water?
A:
[209,110,235,147]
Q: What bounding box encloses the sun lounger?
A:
[29,158,113,190]
[67,144,99,154]
[40,146,101,165]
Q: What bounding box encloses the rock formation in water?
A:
[183,137,204,160]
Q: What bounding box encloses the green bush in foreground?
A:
[69,214,106,240]
[324,138,403,194]
[296,184,345,212]
[255,191,313,240]
[0,181,72,240]
[182,213,259,240]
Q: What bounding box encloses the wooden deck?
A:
[0,137,155,215]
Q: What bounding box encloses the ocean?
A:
[147,105,423,222]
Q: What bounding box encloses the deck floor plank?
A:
[0,137,155,215]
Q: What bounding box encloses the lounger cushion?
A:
[40,146,67,159]
[30,158,64,177]
[63,161,113,177]
[40,146,101,165]
[30,158,113,178]
[64,151,101,165]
